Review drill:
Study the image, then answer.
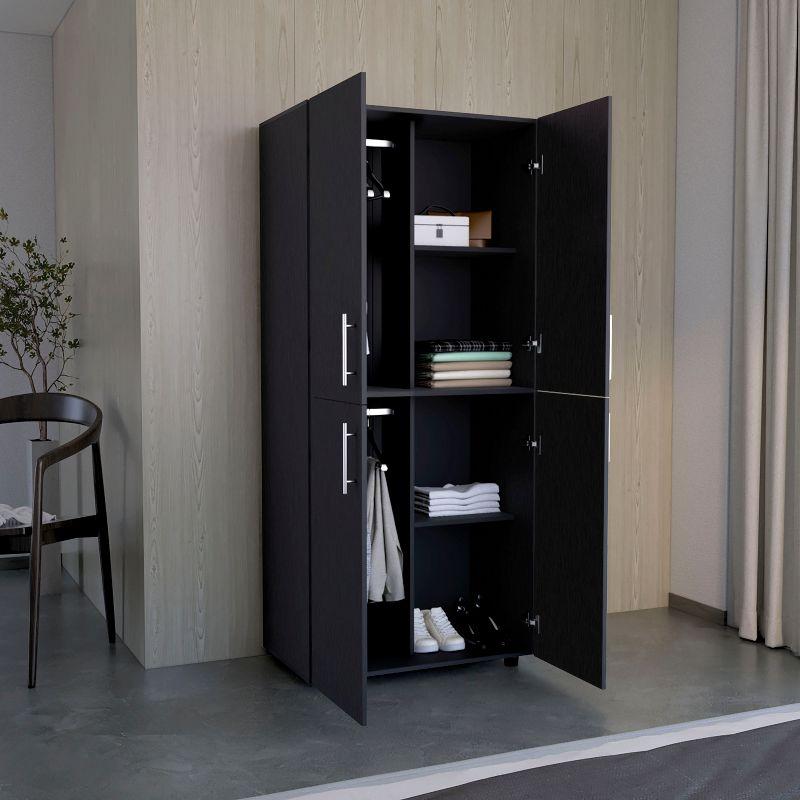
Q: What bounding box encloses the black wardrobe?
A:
[260,73,610,724]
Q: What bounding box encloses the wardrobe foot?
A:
[504,656,519,668]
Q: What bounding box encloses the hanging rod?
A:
[366,407,395,417]
[366,138,395,149]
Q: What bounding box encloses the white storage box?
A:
[414,214,469,247]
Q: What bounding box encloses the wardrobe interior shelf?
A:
[367,646,523,677]
[414,245,517,257]
[414,511,514,528]
[367,386,535,398]
[412,386,533,397]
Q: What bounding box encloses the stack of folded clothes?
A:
[416,339,512,388]
[414,482,501,518]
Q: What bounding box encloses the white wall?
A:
[671,0,737,611]
[0,32,56,505]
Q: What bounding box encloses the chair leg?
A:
[28,473,44,688]
[92,442,116,644]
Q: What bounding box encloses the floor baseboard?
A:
[669,593,727,626]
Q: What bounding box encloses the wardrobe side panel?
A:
[260,105,311,681]
[309,73,367,404]
[535,97,610,397]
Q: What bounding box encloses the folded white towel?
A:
[415,498,500,509]
[418,505,502,518]
[421,369,511,381]
[0,504,56,527]
[414,482,500,501]
[416,505,500,517]
[416,492,501,508]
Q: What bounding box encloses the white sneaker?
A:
[414,608,438,653]
[424,607,465,652]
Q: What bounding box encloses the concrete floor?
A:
[2,571,800,800]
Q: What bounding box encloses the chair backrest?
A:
[0,393,102,442]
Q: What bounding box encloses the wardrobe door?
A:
[533,391,607,687]
[310,397,367,723]
[309,73,367,404]
[535,97,610,397]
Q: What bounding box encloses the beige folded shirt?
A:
[419,360,512,372]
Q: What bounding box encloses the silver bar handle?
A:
[342,422,357,495]
[341,313,357,387]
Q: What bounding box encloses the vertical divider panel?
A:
[407,120,416,654]
[407,120,416,389]
[407,395,415,654]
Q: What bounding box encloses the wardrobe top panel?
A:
[367,105,534,141]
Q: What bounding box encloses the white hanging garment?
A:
[367,457,405,602]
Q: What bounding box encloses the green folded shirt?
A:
[416,351,512,363]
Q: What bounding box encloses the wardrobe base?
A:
[368,647,524,677]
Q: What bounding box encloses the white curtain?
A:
[730,0,800,651]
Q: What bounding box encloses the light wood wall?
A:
[289,0,677,611]
[136,0,678,664]
[55,0,675,670]
[135,0,274,667]
[54,0,144,662]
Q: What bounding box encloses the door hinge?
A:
[527,155,543,175]
[523,334,543,354]
[526,612,541,634]
[525,434,541,454]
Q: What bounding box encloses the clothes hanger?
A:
[366,407,393,471]
[366,162,391,200]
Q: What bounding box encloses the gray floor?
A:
[2,571,800,800]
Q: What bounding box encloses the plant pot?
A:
[28,439,62,595]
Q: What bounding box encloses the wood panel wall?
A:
[137,0,677,666]
[55,0,674,670]
[54,0,144,662]
[294,0,677,613]
[135,0,285,667]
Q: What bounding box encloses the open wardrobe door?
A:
[310,398,367,723]
[534,97,610,398]
[532,391,608,687]
[532,98,610,688]
[309,73,367,404]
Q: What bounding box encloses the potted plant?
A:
[0,207,79,589]
[0,207,79,433]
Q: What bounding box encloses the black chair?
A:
[0,393,115,687]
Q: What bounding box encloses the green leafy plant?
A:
[0,207,79,440]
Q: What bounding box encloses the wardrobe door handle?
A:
[342,313,357,387]
[342,422,357,495]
